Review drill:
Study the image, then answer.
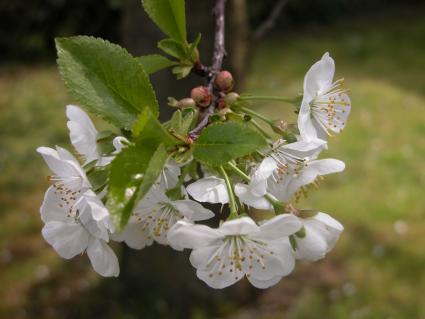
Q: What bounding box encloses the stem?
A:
[189,0,227,140]
[219,165,238,219]
[239,95,296,103]
[239,106,273,125]
[250,119,272,139]
[227,162,250,182]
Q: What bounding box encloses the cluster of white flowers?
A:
[38,53,350,289]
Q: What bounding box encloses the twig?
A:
[253,0,288,39]
[189,0,227,140]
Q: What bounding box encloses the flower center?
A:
[52,182,81,220]
[136,202,181,239]
[310,78,350,134]
[206,235,275,280]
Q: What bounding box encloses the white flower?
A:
[38,146,119,277]
[167,215,302,289]
[298,52,351,141]
[66,105,128,166]
[267,139,344,202]
[234,158,277,210]
[293,212,343,261]
[111,185,214,249]
[186,176,229,204]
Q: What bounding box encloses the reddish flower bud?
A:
[217,98,226,109]
[177,98,196,109]
[224,92,240,107]
[214,70,234,92]
[191,86,212,107]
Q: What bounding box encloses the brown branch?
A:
[189,0,227,140]
[253,0,288,39]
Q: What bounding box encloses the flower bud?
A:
[224,92,240,107]
[177,98,196,109]
[167,97,179,108]
[214,70,234,92]
[217,98,226,109]
[191,86,212,107]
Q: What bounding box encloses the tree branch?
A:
[253,0,287,39]
[189,0,227,140]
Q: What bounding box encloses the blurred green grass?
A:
[0,9,425,319]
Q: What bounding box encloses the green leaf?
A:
[56,36,158,129]
[137,54,176,74]
[164,109,195,136]
[158,38,188,60]
[141,0,187,43]
[193,122,267,165]
[132,108,176,144]
[107,143,168,228]
[107,109,178,228]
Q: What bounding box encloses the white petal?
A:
[253,157,277,182]
[189,244,223,269]
[257,214,302,239]
[196,268,242,289]
[87,238,119,277]
[110,223,153,249]
[303,52,335,101]
[186,177,229,204]
[66,105,99,163]
[42,221,89,259]
[40,186,69,223]
[234,183,273,210]
[78,207,109,241]
[55,146,81,166]
[247,274,282,289]
[298,103,319,142]
[171,200,215,221]
[295,226,329,261]
[308,212,344,251]
[167,221,222,249]
[79,190,110,221]
[112,136,129,153]
[281,139,326,158]
[219,217,259,235]
[314,212,344,233]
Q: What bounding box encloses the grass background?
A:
[0,8,424,319]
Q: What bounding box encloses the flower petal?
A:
[234,183,273,210]
[295,226,328,261]
[196,267,242,289]
[303,52,335,101]
[257,214,302,238]
[87,238,119,277]
[110,223,153,249]
[40,186,70,223]
[42,221,89,259]
[247,274,282,289]
[186,177,229,204]
[172,200,215,221]
[66,105,99,163]
[219,217,259,235]
[167,221,222,250]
